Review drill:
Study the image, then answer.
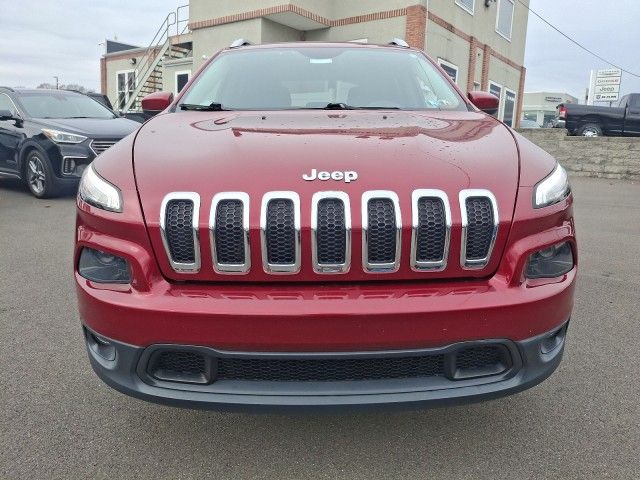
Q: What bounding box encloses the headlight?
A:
[78,247,130,283]
[42,128,87,144]
[78,164,122,212]
[526,242,574,279]
[534,164,570,208]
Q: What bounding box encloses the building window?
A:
[489,81,502,118]
[543,113,556,127]
[116,70,136,110]
[438,59,459,84]
[503,88,517,126]
[455,0,475,15]
[175,70,191,94]
[496,0,514,40]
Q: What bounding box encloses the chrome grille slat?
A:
[209,192,250,274]
[459,189,499,269]
[157,189,499,276]
[160,192,201,273]
[260,192,301,274]
[411,189,451,271]
[311,191,351,274]
[90,139,118,156]
[362,191,401,273]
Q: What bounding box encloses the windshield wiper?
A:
[180,102,230,111]
[308,103,401,110]
[324,102,354,110]
[355,106,401,110]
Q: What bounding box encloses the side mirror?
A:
[468,91,499,115]
[141,91,174,117]
[0,109,16,121]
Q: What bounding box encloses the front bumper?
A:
[84,322,569,410]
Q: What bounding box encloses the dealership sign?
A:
[588,68,622,104]
[594,85,620,94]
[595,76,621,86]
[594,92,620,102]
[597,68,622,77]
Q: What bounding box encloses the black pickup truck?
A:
[557,93,640,137]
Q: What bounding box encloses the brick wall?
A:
[516,128,640,181]
[404,4,426,48]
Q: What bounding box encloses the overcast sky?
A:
[1,0,639,101]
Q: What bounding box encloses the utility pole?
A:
[53,76,59,90]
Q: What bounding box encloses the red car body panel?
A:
[133,110,520,282]
[74,43,576,408]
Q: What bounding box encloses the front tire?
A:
[579,123,603,137]
[24,150,60,198]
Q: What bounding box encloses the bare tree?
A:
[36,83,95,93]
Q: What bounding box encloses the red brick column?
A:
[481,44,492,91]
[467,36,478,92]
[100,57,107,95]
[405,5,427,49]
[515,66,527,128]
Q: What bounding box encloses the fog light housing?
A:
[526,242,574,279]
[78,247,130,283]
[85,328,116,361]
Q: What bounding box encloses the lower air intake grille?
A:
[416,197,446,262]
[165,199,195,264]
[149,351,209,384]
[217,354,446,382]
[455,346,503,370]
[214,200,245,264]
[367,198,397,264]
[465,197,495,260]
[316,198,346,264]
[266,198,296,264]
[144,344,513,385]
[454,345,510,379]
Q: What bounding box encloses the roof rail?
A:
[229,38,253,48]
[0,86,15,92]
[388,38,409,48]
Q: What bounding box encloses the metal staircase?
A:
[121,5,191,113]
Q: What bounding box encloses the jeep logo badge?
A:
[302,169,358,183]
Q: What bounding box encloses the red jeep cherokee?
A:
[75,41,576,409]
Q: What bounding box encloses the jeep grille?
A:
[159,189,498,276]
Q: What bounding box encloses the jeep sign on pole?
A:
[588,68,622,105]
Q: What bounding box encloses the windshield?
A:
[19,92,116,119]
[180,47,466,111]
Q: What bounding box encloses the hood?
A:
[31,117,139,138]
[133,110,519,282]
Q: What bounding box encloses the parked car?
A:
[557,93,640,136]
[519,119,541,129]
[82,91,149,124]
[76,40,576,410]
[84,92,113,110]
[0,87,139,197]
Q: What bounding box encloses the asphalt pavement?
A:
[1,176,639,479]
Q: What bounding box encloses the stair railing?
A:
[121,11,176,112]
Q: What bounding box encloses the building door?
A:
[503,89,516,127]
[116,70,136,110]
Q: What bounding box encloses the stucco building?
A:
[101,0,529,126]
[522,91,580,127]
